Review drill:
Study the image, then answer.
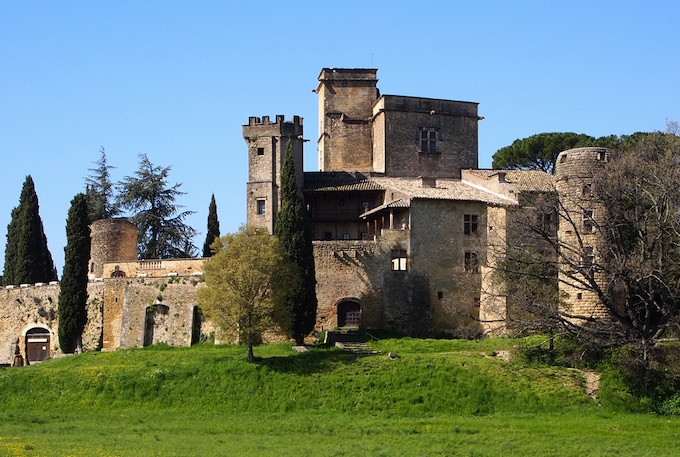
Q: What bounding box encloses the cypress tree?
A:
[58,194,91,353]
[3,176,57,285]
[274,143,317,344]
[202,194,221,257]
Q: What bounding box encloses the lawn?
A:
[1,338,678,456]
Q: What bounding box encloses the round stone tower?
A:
[555,147,612,319]
[88,218,138,279]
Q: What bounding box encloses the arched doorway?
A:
[25,327,51,363]
[337,300,361,328]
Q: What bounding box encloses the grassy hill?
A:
[1,337,679,456]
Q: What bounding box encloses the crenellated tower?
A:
[243,115,304,234]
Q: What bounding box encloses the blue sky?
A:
[1,1,679,275]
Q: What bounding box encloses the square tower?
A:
[317,68,379,172]
[244,115,304,234]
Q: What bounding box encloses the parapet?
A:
[246,115,302,127]
[318,68,378,82]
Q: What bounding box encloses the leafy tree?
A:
[198,226,294,362]
[117,154,196,259]
[202,194,220,258]
[273,143,318,345]
[492,132,597,173]
[3,176,57,285]
[58,194,91,353]
[84,147,120,223]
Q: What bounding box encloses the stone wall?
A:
[117,277,204,348]
[409,199,487,336]
[0,282,104,365]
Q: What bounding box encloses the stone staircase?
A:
[326,328,380,354]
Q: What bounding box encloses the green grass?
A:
[1,338,679,456]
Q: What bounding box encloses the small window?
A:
[323,231,332,241]
[360,231,369,240]
[391,250,407,271]
[464,252,479,273]
[420,129,438,153]
[437,291,443,300]
[256,199,266,215]
[343,233,350,240]
[582,183,592,197]
[361,201,370,213]
[577,293,583,300]
[464,214,478,235]
[560,154,567,163]
[257,147,265,156]
[583,209,594,233]
[597,151,607,161]
[539,211,556,231]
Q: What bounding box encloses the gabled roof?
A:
[303,172,384,192]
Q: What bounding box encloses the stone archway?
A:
[143,304,171,346]
[337,300,361,328]
[24,326,51,363]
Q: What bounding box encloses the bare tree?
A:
[488,133,680,364]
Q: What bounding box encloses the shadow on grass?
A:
[256,348,377,375]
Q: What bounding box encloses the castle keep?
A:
[1,68,610,364]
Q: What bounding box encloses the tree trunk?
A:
[247,344,254,363]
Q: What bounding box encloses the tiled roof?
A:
[465,169,555,192]
[369,177,517,205]
[303,172,384,192]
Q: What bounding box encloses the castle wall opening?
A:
[25,327,51,363]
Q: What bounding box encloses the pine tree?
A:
[273,143,318,344]
[117,154,197,259]
[84,147,120,223]
[58,194,91,353]
[202,194,221,257]
[3,176,58,285]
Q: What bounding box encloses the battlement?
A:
[246,115,302,127]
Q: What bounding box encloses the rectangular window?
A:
[583,209,594,233]
[539,211,556,231]
[391,250,407,271]
[256,199,266,215]
[323,231,332,241]
[464,214,478,235]
[420,129,438,153]
[257,147,265,156]
[464,252,479,273]
[343,233,350,240]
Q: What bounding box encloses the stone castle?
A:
[1,68,609,365]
